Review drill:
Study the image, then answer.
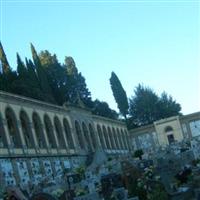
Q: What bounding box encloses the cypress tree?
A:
[17,53,27,76]
[64,56,92,107]
[0,42,17,93]
[26,58,38,83]
[65,56,78,75]
[0,42,11,74]
[110,71,129,119]
[30,43,41,67]
[39,50,66,105]
[30,43,55,103]
[25,58,44,100]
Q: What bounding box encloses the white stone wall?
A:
[189,120,200,137]
[0,159,16,186]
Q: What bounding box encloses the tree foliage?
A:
[0,42,182,123]
[158,92,182,118]
[64,56,92,107]
[0,42,11,74]
[92,99,118,119]
[31,43,56,103]
[0,42,117,120]
[38,50,67,105]
[134,149,144,160]
[129,84,181,127]
[110,71,129,119]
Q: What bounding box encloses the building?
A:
[0,91,130,188]
[1,89,199,189]
[130,112,200,152]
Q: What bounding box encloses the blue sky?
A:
[0,0,199,114]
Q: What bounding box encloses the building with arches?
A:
[0,91,130,188]
[1,90,199,189]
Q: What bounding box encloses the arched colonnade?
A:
[0,106,130,153]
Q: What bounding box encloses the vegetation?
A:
[110,71,129,119]
[0,42,182,124]
[134,149,144,160]
[147,183,168,200]
[0,42,11,74]
[175,167,192,185]
[92,99,118,119]
[128,84,181,128]
[0,42,116,119]
[75,166,86,180]
[127,165,168,200]
[192,159,200,166]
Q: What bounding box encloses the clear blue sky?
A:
[0,0,199,115]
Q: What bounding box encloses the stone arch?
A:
[107,126,115,149]
[44,114,57,148]
[54,116,65,148]
[112,127,120,149]
[63,118,75,149]
[89,123,96,150]
[82,122,92,151]
[97,124,105,149]
[0,112,8,147]
[5,107,22,148]
[75,121,85,150]
[32,112,46,148]
[103,125,111,149]
[20,110,34,148]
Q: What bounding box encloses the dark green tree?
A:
[110,71,129,119]
[64,56,92,107]
[129,84,160,126]
[0,43,17,93]
[92,99,118,119]
[30,43,55,103]
[25,58,38,84]
[25,58,45,100]
[134,149,144,160]
[129,84,181,127]
[0,43,120,121]
[158,92,181,119]
[17,53,27,76]
[0,42,11,74]
[39,50,67,105]
[11,53,29,96]
[1,71,18,93]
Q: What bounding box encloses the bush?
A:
[134,149,144,160]
[175,167,192,184]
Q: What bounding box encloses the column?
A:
[1,118,12,148]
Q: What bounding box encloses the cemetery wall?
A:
[0,91,130,188]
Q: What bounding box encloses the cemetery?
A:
[1,136,200,200]
[0,91,200,199]
[0,0,198,198]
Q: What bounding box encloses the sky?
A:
[0,0,199,115]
